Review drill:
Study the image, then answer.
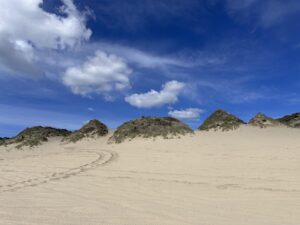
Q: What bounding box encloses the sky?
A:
[0,0,300,136]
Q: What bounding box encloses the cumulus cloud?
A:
[0,0,91,49]
[125,80,185,108]
[0,0,91,76]
[168,108,203,121]
[63,51,132,97]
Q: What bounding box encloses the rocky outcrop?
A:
[63,119,108,143]
[110,116,193,143]
[199,109,245,131]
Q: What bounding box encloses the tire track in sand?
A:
[0,149,117,193]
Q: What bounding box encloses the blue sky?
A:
[0,0,300,136]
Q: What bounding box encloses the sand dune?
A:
[0,126,299,225]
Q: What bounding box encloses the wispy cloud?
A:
[95,0,202,30]
[95,43,191,69]
[225,0,300,28]
[183,75,274,105]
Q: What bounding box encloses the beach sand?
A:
[0,126,299,225]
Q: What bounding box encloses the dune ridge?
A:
[1,110,299,147]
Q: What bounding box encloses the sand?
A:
[0,126,299,225]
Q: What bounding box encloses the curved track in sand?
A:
[0,149,117,193]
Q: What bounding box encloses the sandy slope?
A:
[0,126,299,225]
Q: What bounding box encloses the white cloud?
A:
[0,0,91,49]
[168,108,203,121]
[0,37,42,76]
[0,0,91,76]
[87,107,95,112]
[92,42,227,70]
[63,50,132,97]
[125,80,185,108]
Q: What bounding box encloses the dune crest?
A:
[110,116,193,143]
[0,126,70,148]
[248,113,283,128]
[199,109,245,131]
[278,112,300,128]
[63,119,108,143]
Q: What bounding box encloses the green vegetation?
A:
[0,126,71,148]
[277,113,300,128]
[248,113,282,128]
[63,119,108,143]
[110,116,193,143]
[199,109,245,131]
[0,138,5,145]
